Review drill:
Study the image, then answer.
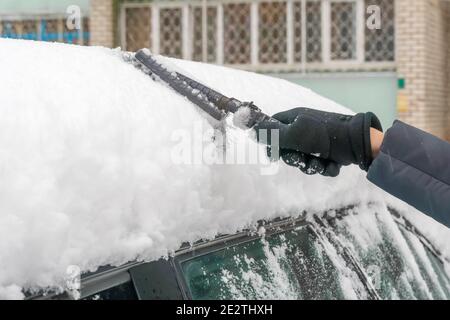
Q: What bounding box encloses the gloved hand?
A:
[253,107,383,177]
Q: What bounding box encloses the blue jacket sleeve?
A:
[367,120,450,228]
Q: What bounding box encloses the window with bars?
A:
[121,0,395,72]
[192,6,217,63]
[364,0,395,62]
[159,7,183,58]
[0,16,90,45]
[223,3,252,65]
[259,2,288,64]
[330,1,357,60]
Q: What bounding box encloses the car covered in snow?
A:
[0,39,449,300]
[31,209,450,300]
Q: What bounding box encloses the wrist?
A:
[350,112,383,171]
[370,128,384,159]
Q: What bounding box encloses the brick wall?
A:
[90,0,114,47]
[447,3,450,140]
[424,0,449,139]
[396,0,449,139]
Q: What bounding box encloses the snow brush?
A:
[129,48,275,128]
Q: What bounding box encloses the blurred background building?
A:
[0,0,90,44]
[1,0,449,140]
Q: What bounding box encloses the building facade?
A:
[0,0,90,44]
[90,0,450,140]
[395,0,450,139]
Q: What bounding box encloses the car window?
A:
[177,224,370,300]
[323,206,450,300]
[129,259,184,300]
[83,280,138,300]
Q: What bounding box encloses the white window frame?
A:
[119,0,396,73]
[189,2,222,64]
[323,0,365,64]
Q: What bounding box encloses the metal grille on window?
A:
[192,7,203,62]
[1,21,20,38]
[294,1,323,63]
[330,1,357,60]
[125,7,151,52]
[192,6,217,63]
[63,19,79,44]
[365,0,395,62]
[293,1,302,63]
[41,19,59,42]
[117,0,396,71]
[159,8,183,59]
[206,7,217,63]
[223,3,251,64]
[258,2,287,64]
[22,20,38,40]
[306,1,322,62]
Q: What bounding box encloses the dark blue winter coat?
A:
[367,120,450,228]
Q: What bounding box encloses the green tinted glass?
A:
[327,207,450,300]
[180,225,368,299]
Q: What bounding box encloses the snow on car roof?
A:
[0,38,448,298]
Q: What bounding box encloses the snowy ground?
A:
[0,38,448,299]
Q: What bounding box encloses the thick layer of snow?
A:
[0,39,448,299]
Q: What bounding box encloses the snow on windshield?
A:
[0,39,448,299]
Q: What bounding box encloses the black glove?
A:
[253,107,383,176]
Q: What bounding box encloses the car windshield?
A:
[179,224,369,299]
